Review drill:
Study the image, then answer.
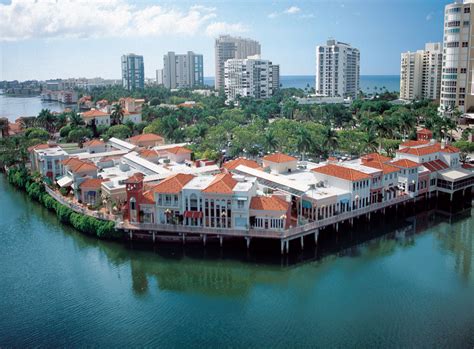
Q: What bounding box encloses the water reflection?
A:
[6,176,474,297]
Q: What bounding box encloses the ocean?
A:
[204,75,400,93]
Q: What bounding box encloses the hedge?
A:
[6,167,121,240]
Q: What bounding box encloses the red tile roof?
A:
[363,160,400,175]
[128,133,164,143]
[69,160,98,173]
[361,152,392,164]
[391,159,420,169]
[138,149,159,158]
[223,157,261,171]
[203,173,237,194]
[423,159,449,173]
[417,128,433,135]
[263,153,297,163]
[150,173,195,194]
[400,140,430,147]
[83,139,105,147]
[27,143,51,152]
[397,143,459,156]
[125,173,144,184]
[164,146,192,155]
[311,163,371,181]
[250,196,289,211]
[79,178,108,189]
[82,109,109,118]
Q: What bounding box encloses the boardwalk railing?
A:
[117,194,412,240]
[45,186,118,221]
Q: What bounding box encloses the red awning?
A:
[184,211,203,219]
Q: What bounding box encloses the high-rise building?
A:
[156,69,163,85]
[315,39,360,99]
[121,54,144,90]
[440,0,474,115]
[162,51,204,89]
[224,55,278,102]
[271,65,280,92]
[400,43,442,101]
[215,35,261,91]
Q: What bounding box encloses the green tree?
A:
[106,125,132,140]
[111,103,124,125]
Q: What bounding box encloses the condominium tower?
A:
[400,43,442,101]
[121,54,144,90]
[215,35,261,90]
[224,55,279,101]
[440,0,474,114]
[315,39,360,99]
[162,51,204,89]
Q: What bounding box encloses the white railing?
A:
[45,186,118,221]
[116,195,411,240]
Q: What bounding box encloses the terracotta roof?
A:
[124,173,144,184]
[400,140,430,147]
[141,190,156,204]
[223,157,261,171]
[61,157,82,166]
[82,109,109,118]
[361,152,392,164]
[397,143,459,156]
[250,196,289,211]
[79,178,108,189]
[139,149,159,158]
[128,133,164,143]
[363,160,400,175]
[417,128,433,135]
[150,173,195,194]
[423,159,449,173]
[391,159,420,169]
[68,160,98,173]
[263,153,297,163]
[164,146,192,155]
[83,139,105,147]
[27,143,51,152]
[203,173,237,194]
[311,163,371,181]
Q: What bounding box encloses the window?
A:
[130,197,136,210]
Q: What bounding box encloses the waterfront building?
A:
[162,51,204,89]
[215,35,261,90]
[31,128,472,253]
[28,143,68,180]
[224,55,279,102]
[315,39,360,99]
[121,53,144,90]
[400,43,442,101]
[440,0,474,115]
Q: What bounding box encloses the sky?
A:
[0,0,452,81]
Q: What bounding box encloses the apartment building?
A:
[400,43,442,101]
[121,53,144,90]
[162,51,204,89]
[215,35,261,90]
[440,0,474,114]
[224,55,279,101]
[315,39,360,99]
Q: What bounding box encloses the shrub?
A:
[59,125,72,138]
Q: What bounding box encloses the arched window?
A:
[130,197,136,211]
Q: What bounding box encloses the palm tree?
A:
[68,111,84,128]
[322,126,339,155]
[282,99,299,119]
[296,127,313,161]
[361,130,379,153]
[37,109,55,135]
[111,103,124,125]
[264,129,279,153]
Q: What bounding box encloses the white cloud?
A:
[426,12,434,21]
[205,22,249,37]
[284,6,301,14]
[269,5,312,19]
[0,0,245,41]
